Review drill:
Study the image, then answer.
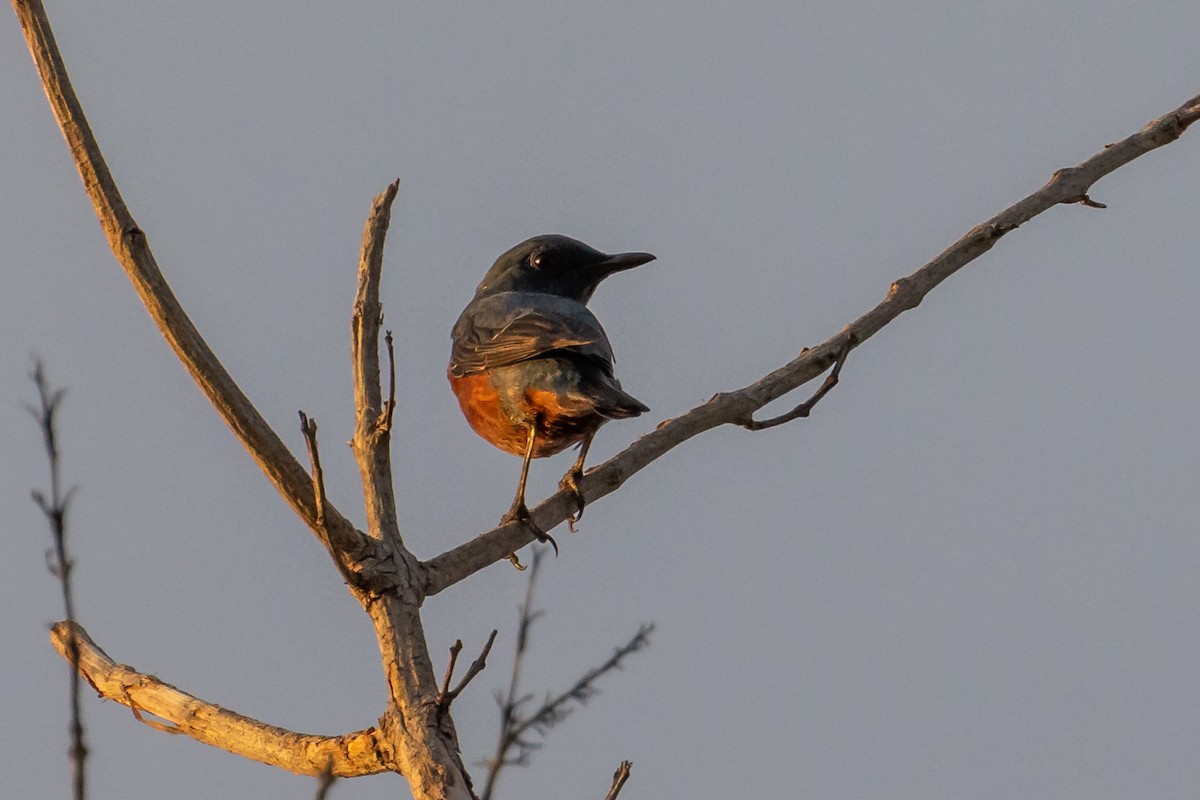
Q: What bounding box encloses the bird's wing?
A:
[449,292,615,376]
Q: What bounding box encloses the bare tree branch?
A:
[480,553,653,800]
[421,90,1200,595]
[737,333,854,430]
[350,181,407,552]
[48,622,391,777]
[506,624,653,747]
[437,630,499,719]
[603,761,633,800]
[10,0,386,574]
[299,412,371,591]
[29,362,86,800]
[339,185,477,799]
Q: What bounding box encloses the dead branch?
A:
[28,362,86,800]
[300,412,367,591]
[438,630,499,717]
[480,554,653,800]
[350,181,406,552]
[11,0,386,575]
[737,333,855,430]
[603,761,633,800]
[420,90,1200,594]
[49,622,390,777]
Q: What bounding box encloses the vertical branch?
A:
[350,180,403,547]
[343,183,474,799]
[28,361,86,800]
[314,761,336,800]
[480,552,545,800]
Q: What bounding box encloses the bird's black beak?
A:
[594,251,655,276]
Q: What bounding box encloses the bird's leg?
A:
[501,422,558,568]
[558,432,594,533]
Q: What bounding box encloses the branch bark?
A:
[50,622,390,777]
[420,90,1200,595]
[346,183,475,799]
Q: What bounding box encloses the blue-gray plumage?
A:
[448,235,653,564]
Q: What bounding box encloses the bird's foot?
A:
[558,469,587,533]
[501,499,558,567]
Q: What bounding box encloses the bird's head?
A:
[475,235,654,303]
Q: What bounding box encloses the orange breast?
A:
[448,368,601,458]
[448,371,529,456]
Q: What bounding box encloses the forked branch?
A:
[350,181,405,550]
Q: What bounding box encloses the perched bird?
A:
[449,235,652,562]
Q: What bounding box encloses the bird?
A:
[448,235,653,565]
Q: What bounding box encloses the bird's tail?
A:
[588,373,649,419]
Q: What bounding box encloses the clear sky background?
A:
[4,2,1200,799]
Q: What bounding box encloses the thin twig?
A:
[603,761,633,800]
[480,552,653,800]
[314,760,336,800]
[437,630,499,718]
[480,551,545,800]
[298,412,327,528]
[28,361,87,800]
[439,641,464,705]
[299,412,361,590]
[738,332,856,430]
[506,623,654,746]
[382,329,397,431]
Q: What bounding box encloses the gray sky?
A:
[5,2,1200,798]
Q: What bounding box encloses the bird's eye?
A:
[529,251,543,269]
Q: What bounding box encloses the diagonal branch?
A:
[49,622,392,777]
[11,0,381,570]
[481,551,653,800]
[505,623,654,746]
[421,89,1200,595]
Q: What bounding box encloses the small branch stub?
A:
[604,761,633,800]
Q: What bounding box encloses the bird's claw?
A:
[501,501,559,564]
[558,471,587,533]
